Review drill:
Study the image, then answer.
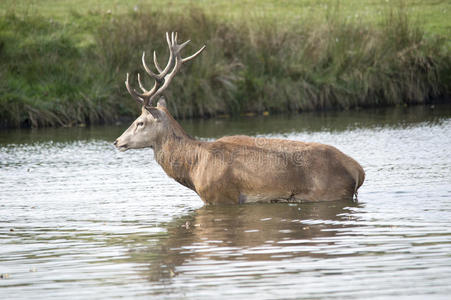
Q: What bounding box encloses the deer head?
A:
[114,32,205,151]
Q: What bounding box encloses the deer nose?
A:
[113,140,118,146]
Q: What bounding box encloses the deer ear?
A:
[157,97,167,108]
[145,107,164,122]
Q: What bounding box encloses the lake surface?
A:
[1,105,450,299]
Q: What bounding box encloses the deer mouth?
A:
[116,143,129,152]
[114,139,129,151]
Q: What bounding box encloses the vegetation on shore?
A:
[0,0,450,128]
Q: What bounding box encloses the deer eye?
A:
[137,122,144,127]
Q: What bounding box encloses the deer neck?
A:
[152,120,200,191]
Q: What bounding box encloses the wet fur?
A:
[121,106,365,205]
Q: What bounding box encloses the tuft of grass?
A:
[94,5,450,117]
[0,2,450,128]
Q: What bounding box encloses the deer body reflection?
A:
[129,201,361,282]
[114,32,365,204]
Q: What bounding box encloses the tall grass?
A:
[0,13,124,127]
[0,4,449,128]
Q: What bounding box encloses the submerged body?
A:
[117,106,365,205]
[157,133,365,205]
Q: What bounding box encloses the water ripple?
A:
[1,108,451,299]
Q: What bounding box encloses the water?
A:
[1,105,450,299]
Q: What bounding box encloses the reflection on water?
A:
[139,201,360,282]
[1,105,451,299]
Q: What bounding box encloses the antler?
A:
[125,32,206,107]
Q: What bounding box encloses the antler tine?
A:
[137,73,148,93]
[155,32,176,78]
[182,45,206,63]
[177,39,191,52]
[142,52,160,80]
[166,31,171,48]
[153,51,163,73]
[125,73,144,105]
[171,32,176,45]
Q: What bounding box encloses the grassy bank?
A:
[0,0,450,128]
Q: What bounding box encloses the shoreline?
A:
[1,2,450,129]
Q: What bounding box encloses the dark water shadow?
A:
[181,104,451,138]
[1,104,449,145]
[128,200,362,283]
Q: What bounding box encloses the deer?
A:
[114,32,365,205]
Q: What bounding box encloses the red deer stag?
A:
[114,32,365,204]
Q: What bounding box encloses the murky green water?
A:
[1,105,451,299]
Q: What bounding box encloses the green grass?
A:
[0,0,450,127]
[2,0,450,35]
